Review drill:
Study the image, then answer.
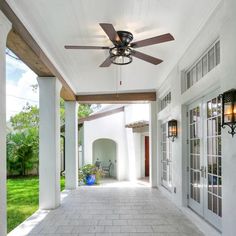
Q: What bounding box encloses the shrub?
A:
[78,164,104,185]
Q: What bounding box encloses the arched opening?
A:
[92,138,117,178]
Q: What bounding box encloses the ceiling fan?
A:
[65,23,174,67]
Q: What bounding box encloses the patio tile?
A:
[72,226,90,233]
[88,226,105,233]
[135,225,153,232]
[112,219,128,225]
[11,180,205,236]
[104,225,121,232]
[152,225,180,233]
[120,225,137,232]
[98,219,113,225]
[55,225,74,233]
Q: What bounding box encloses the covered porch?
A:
[1,0,236,236]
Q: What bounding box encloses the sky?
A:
[6,52,39,121]
[6,51,104,121]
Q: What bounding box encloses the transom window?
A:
[183,40,220,92]
[160,92,171,111]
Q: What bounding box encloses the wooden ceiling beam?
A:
[76,92,156,104]
[0,0,76,101]
[7,29,52,76]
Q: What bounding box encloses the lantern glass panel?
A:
[234,102,236,116]
[224,102,233,123]
[168,120,177,140]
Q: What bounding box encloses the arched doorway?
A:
[92,138,117,178]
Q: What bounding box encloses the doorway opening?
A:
[145,136,150,177]
[92,138,117,178]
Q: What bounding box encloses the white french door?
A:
[188,91,222,230]
[161,122,172,190]
[188,101,204,216]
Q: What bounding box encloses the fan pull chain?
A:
[119,65,122,86]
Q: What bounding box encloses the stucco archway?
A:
[92,138,117,178]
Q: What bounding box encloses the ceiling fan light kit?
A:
[65,23,174,67]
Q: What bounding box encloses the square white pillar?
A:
[149,101,158,187]
[65,101,78,189]
[0,11,11,236]
[220,1,236,235]
[37,77,62,209]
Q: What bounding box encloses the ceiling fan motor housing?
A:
[116,31,133,46]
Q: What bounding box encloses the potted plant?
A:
[78,164,104,185]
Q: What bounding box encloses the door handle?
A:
[200,166,204,178]
[204,166,207,178]
[200,166,207,178]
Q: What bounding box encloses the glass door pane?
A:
[188,93,222,231]
[204,95,222,230]
[188,104,204,215]
[161,123,172,190]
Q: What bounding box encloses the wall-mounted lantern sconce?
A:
[221,89,236,137]
[168,119,178,142]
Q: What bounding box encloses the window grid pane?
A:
[189,106,201,203]
[207,96,222,217]
[184,41,220,92]
[161,123,172,189]
[160,92,171,111]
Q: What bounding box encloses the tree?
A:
[10,103,39,131]
[7,105,39,176]
[7,129,38,176]
[7,100,99,176]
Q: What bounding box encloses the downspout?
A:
[60,134,65,174]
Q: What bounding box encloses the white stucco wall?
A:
[156,1,236,235]
[83,111,128,180]
[124,104,150,181]
[83,104,150,182]
[124,104,149,124]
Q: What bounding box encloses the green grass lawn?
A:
[7,176,65,233]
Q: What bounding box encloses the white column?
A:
[0,11,11,236]
[65,101,78,189]
[37,77,62,209]
[126,128,136,182]
[220,1,236,235]
[149,101,158,187]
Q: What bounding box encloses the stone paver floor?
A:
[9,180,204,236]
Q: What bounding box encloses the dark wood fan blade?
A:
[99,56,112,67]
[65,45,110,49]
[131,33,174,48]
[99,23,121,45]
[132,50,163,65]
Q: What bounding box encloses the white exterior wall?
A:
[83,104,150,181]
[124,104,150,181]
[83,111,128,180]
[124,104,149,124]
[156,1,236,235]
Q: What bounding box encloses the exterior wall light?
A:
[221,89,236,137]
[168,119,178,142]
